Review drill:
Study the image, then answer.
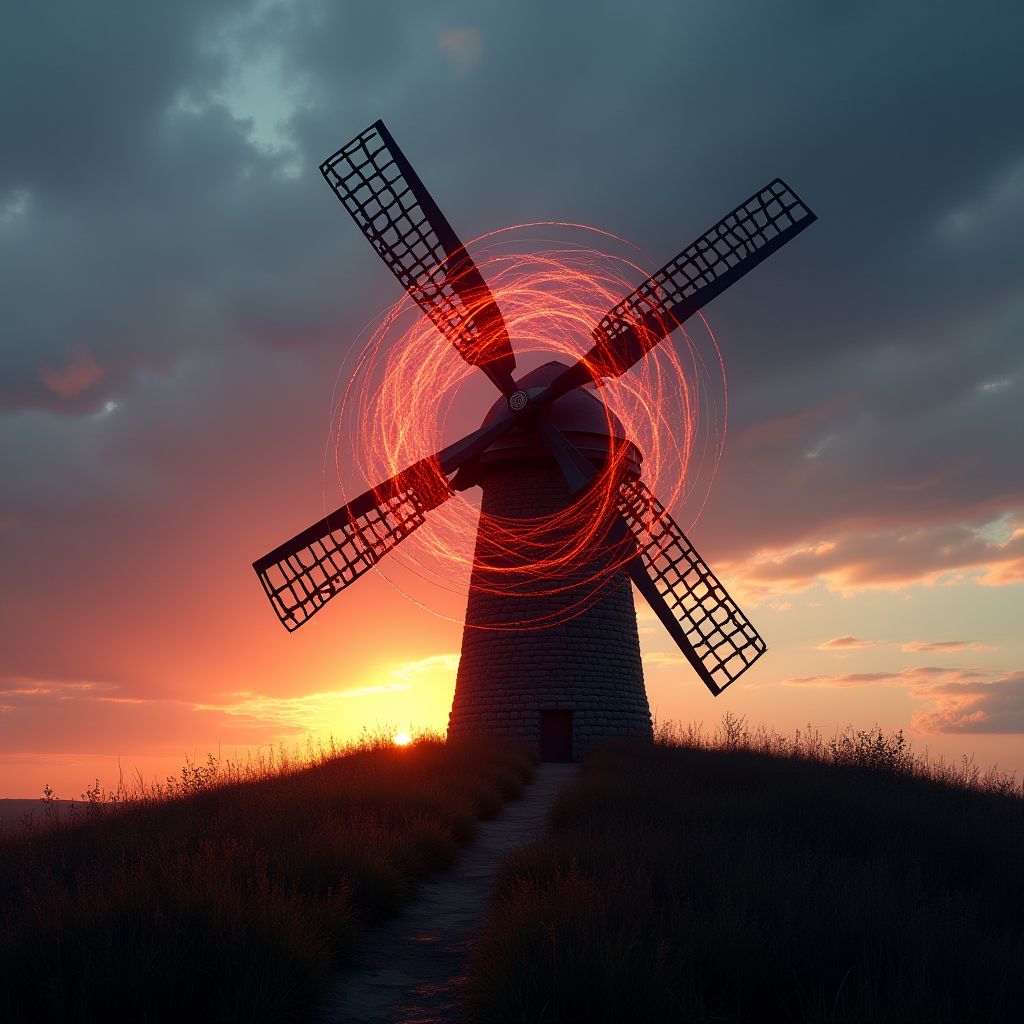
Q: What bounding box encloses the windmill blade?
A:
[320,121,517,395]
[253,457,452,632]
[254,411,519,631]
[616,478,765,695]
[520,416,763,695]
[532,179,816,408]
[536,418,595,494]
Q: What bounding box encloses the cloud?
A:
[38,343,106,399]
[643,652,692,668]
[385,653,459,686]
[722,516,1024,599]
[784,670,913,688]
[191,655,457,729]
[197,682,413,728]
[783,665,996,688]
[0,753,81,767]
[781,665,1024,734]
[937,156,1024,243]
[734,397,852,456]
[0,679,114,697]
[816,635,883,650]
[438,27,483,75]
[911,671,1024,734]
[901,640,996,653]
[815,636,995,652]
[2,672,417,734]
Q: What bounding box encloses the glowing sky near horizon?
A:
[1,1,1022,796]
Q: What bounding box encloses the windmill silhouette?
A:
[253,120,816,758]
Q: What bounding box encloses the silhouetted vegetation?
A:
[469,717,1024,1023]
[0,732,534,1023]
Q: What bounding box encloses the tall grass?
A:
[0,731,535,1023]
[468,718,1023,1023]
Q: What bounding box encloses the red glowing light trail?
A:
[330,224,727,623]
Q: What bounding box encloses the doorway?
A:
[539,710,574,762]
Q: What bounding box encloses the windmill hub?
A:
[507,389,529,413]
[479,360,642,476]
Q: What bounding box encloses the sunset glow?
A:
[1,3,1020,801]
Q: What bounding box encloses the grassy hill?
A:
[0,733,535,1023]
[468,719,1023,1023]
[3,721,1020,1023]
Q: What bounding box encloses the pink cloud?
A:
[38,342,106,398]
[815,637,996,652]
[901,640,995,653]
[816,635,883,650]
[781,665,1024,734]
[783,665,994,688]
[784,670,907,687]
[720,515,1024,599]
[0,676,302,752]
[911,671,1024,734]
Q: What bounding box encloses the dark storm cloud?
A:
[1,0,1021,643]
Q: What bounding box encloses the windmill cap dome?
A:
[481,361,627,434]
[478,360,642,473]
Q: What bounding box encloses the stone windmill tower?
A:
[447,360,651,761]
[252,120,817,759]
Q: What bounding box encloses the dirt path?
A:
[315,762,579,1023]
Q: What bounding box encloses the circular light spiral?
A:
[331,224,727,623]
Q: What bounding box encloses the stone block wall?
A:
[448,462,652,760]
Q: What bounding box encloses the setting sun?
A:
[393,732,412,746]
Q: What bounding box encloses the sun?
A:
[393,732,412,746]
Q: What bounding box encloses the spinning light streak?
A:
[330,224,728,624]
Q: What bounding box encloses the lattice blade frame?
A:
[617,479,765,694]
[253,458,452,631]
[586,179,816,379]
[320,120,515,392]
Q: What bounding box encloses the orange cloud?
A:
[721,515,1024,599]
[38,342,106,398]
[781,665,1024,734]
[643,652,693,668]
[816,635,883,650]
[910,671,1024,734]
[815,637,995,652]
[901,640,995,653]
[194,683,413,729]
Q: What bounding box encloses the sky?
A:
[1,1,1022,797]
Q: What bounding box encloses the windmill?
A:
[253,120,816,760]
